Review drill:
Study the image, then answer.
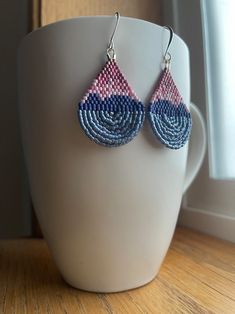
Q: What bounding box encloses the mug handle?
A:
[183,103,207,193]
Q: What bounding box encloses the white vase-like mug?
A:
[18,16,206,292]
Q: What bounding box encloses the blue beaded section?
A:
[148,100,192,149]
[78,93,145,147]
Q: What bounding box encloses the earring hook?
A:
[163,26,174,68]
[107,12,120,61]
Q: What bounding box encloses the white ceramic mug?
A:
[18,16,206,292]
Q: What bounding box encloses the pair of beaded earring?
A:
[78,13,192,149]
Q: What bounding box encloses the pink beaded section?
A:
[81,60,139,103]
[150,68,183,107]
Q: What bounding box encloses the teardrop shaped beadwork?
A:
[148,68,192,149]
[78,60,145,147]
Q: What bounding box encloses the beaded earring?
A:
[147,26,192,149]
[78,12,145,147]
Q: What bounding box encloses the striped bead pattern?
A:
[148,68,192,149]
[78,60,145,147]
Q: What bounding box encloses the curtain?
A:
[201,0,235,179]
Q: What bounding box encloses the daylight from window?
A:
[201,0,235,179]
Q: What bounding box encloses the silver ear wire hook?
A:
[107,12,120,61]
[163,26,174,69]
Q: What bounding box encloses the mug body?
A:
[18,16,190,292]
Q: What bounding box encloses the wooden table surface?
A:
[0,227,235,314]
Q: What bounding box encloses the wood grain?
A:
[31,0,41,29]
[39,0,162,26]
[1,227,235,313]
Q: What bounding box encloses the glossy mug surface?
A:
[18,16,206,292]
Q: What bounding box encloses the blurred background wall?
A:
[0,0,31,237]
